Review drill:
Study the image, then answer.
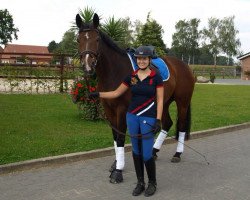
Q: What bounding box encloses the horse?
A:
[76,13,195,183]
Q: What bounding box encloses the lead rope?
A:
[83,76,154,139]
[143,120,210,165]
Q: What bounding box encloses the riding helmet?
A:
[134,46,153,58]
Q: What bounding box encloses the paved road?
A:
[214,79,250,85]
[0,128,249,200]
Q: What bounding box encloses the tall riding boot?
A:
[144,157,157,197]
[132,153,145,196]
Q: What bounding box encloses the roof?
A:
[237,52,250,60]
[1,44,52,60]
[3,44,49,54]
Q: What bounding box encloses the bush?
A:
[71,78,104,120]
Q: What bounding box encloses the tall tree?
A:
[219,16,241,65]
[120,17,134,48]
[56,30,78,54]
[202,17,221,66]
[135,12,167,56]
[0,9,19,45]
[188,18,201,64]
[172,18,200,64]
[172,19,189,61]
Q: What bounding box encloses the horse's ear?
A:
[76,14,82,28]
[93,13,99,28]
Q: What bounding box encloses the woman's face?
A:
[136,57,150,69]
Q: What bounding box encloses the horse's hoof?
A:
[109,169,123,184]
[109,160,117,172]
[171,156,181,163]
[171,152,182,163]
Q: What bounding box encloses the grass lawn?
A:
[0,84,250,165]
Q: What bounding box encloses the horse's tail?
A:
[175,104,191,140]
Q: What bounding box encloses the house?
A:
[238,52,250,80]
[0,44,52,64]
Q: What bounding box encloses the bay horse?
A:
[76,13,195,183]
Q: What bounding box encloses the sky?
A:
[1,0,250,54]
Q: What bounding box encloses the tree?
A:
[172,20,189,61]
[202,17,221,66]
[120,17,134,48]
[101,16,127,48]
[56,30,78,54]
[172,18,200,64]
[135,12,167,56]
[48,40,59,53]
[188,18,201,64]
[0,9,19,45]
[219,16,241,65]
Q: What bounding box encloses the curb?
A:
[1,122,250,175]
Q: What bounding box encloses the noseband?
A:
[78,29,100,70]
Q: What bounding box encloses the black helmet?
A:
[134,46,153,58]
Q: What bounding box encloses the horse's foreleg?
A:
[153,103,173,159]
[109,107,127,184]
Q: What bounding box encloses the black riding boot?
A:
[132,153,145,196]
[144,157,157,197]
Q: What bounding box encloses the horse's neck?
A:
[97,44,131,90]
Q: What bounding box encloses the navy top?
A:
[123,68,163,118]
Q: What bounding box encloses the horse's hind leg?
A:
[171,99,191,163]
[153,102,173,159]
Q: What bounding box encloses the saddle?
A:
[127,47,170,81]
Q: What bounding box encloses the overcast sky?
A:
[1,0,250,54]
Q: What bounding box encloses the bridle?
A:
[78,29,100,71]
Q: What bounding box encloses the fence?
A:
[192,67,241,79]
[0,52,81,94]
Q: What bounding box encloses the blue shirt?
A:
[123,68,163,118]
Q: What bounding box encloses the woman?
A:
[89,45,164,197]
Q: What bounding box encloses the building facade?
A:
[238,52,250,80]
[0,44,52,64]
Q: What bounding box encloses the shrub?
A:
[71,78,104,120]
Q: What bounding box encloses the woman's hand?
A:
[153,119,161,134]
[88,92,100,99]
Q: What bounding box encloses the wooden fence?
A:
[0,52,81,93]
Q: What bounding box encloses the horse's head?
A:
[76,13,100,75]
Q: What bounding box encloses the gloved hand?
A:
[88,92,100,99]
[153,119,161,134]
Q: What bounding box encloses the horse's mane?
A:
[99,30,127,56]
